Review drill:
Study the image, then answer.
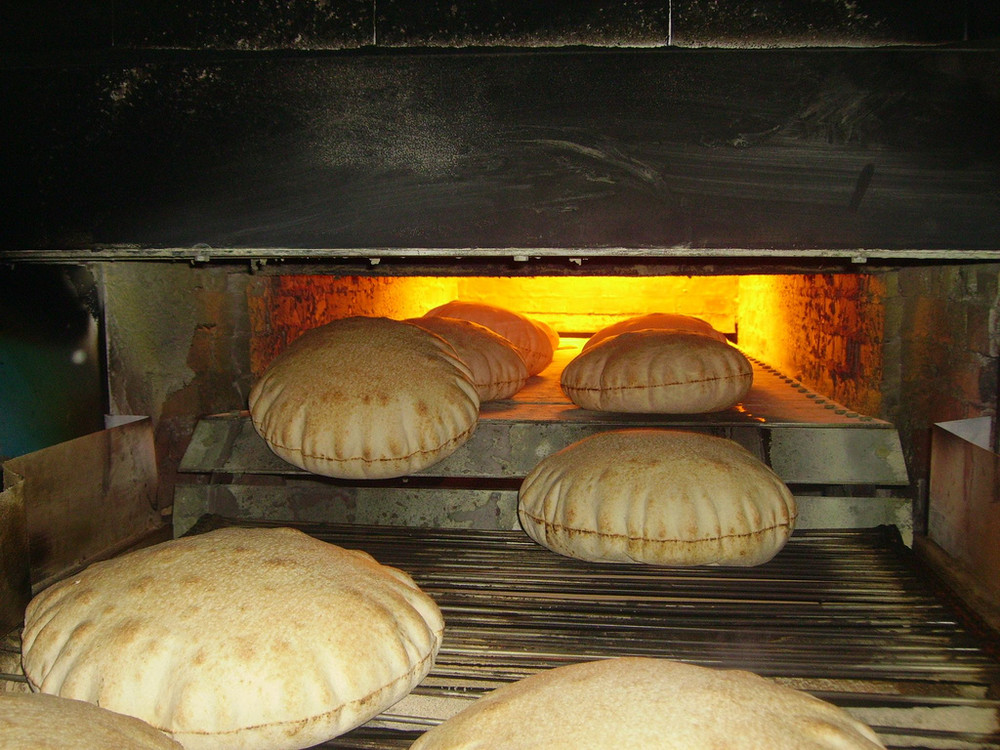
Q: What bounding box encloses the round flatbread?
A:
[561,329,753,413]
[249,316,479,479]
[21,526,445,750]
[405,316,529,401]
[518,429,796,566]
[422,301,554,376]
[0,693,183,749]
[534,318,561,353]
[409,657,886,750]
[582,312,727,352]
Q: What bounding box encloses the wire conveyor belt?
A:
[186,517,1000,750]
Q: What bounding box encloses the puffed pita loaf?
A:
[582,312,727,352]
[518,429,796,566]
[422,300,554,376]
[21,526,445,750]
[249,316,479,479]
[561,329,753,413]
[408,657,887,750]
[534,317,561,353]
[0,693,183,749]
[405,316,529,401]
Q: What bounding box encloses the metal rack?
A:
[175,340,911,540]
[3,520,997,747]
[187,518,1000,750]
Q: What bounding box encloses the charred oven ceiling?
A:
[4,44,1000,266]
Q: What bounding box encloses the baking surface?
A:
[5,520,997,745]
[186,518,1000,750]
[179,338,909,487]
[483,338,882,426]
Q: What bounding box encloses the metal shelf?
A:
[180,341,908,484]
[175,341,911,540]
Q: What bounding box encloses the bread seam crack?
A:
[155,649,438,739]
[520,511,796,544]
[563,372,752,394]
[264,422,476,465]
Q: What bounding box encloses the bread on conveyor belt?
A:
[582,312,727,352]
[518,429,796,566]
[408,657,887,750]
[21,526,445,750]
[405,316,529,401]
[0,693,183,749]
[422,300,555,376]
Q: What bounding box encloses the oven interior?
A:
[173,270,910,540]
[3,1,1000,747]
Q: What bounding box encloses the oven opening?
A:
[197,268,910,549]
[248,272,883,425]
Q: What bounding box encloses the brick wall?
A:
[455,276,739,336]
[738,266,1000,510]
[246,275,460,375]
[737,273,886,419]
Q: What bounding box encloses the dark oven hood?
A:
[3,7,1000,749]
[4,45,1000,264]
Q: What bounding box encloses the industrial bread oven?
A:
[2,2,1000,748]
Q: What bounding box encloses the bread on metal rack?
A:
[249,316,480,479]
[21,526,445,750]
[562,329,753,413]
[409,657,887,750]
[518,429,796,566]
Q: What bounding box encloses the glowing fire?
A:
[248,274,739,372]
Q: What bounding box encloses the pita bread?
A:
[21,527,445,750]
[405,316,528,401]
[561,329,753,413]
[583,312,727,351]
[0,693,182,749]
[422,301,554,376]
[249,316,479,479]
[409,657,886,750]
[518,429,796,566]
[534,318,561,353]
